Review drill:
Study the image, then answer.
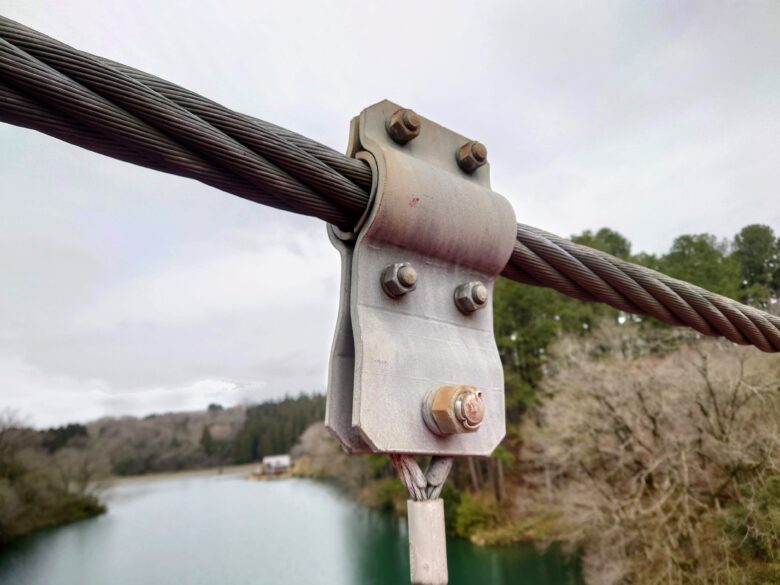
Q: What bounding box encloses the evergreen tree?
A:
[660,234,741,299]
[572,227,632,259]
[232,394,325,463]
[733,224,779,304]
[200,427,216,456]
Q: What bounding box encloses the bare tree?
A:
[0,409,27,459]
[52,446,109,495]
[518,331,780,585]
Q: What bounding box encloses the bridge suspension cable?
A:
[2,15,779,352]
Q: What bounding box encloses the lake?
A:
[0,472,583,584]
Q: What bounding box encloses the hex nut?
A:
[454,281,489,314]
[386,108,422,144]
[381,262,417,298]
[456,140,488,173]
[424,385,484,435]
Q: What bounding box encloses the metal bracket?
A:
[326,100,517,456]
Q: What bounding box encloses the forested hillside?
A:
[233,394,325,463]
[90,394,325,476]
[89,404,246,476]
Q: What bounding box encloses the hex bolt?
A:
[386,108,422,144]
[454,281,489,314]
[456,140,488,173]
[381,262,417,298]
[423,385,485,435]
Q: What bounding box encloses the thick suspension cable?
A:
[1,15,779,352]
[0,15,357,228]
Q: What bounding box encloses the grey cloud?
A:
[1,0,778,425]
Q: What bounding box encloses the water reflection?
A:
[0,474,582,585]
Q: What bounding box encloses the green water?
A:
[0,474,583,585]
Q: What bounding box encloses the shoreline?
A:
[105,463,260,486]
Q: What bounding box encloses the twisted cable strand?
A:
[0,37,309,216]
[104,59,370,217]
[389,455,453,501]
[0,80,167,171]
[509,225,780,352]
[0,15,354,227]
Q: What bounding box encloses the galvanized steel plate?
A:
[326,100,516,456]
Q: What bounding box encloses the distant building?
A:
[262,454,291,474]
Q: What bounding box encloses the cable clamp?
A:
[326,100,516,456]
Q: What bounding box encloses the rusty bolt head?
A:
[386,108,421,144]
[456,140,488,173]
[381,262,417,298]
[454,281,489,314]
[424,385,485,435]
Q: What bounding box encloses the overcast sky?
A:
[1,1,778,427]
